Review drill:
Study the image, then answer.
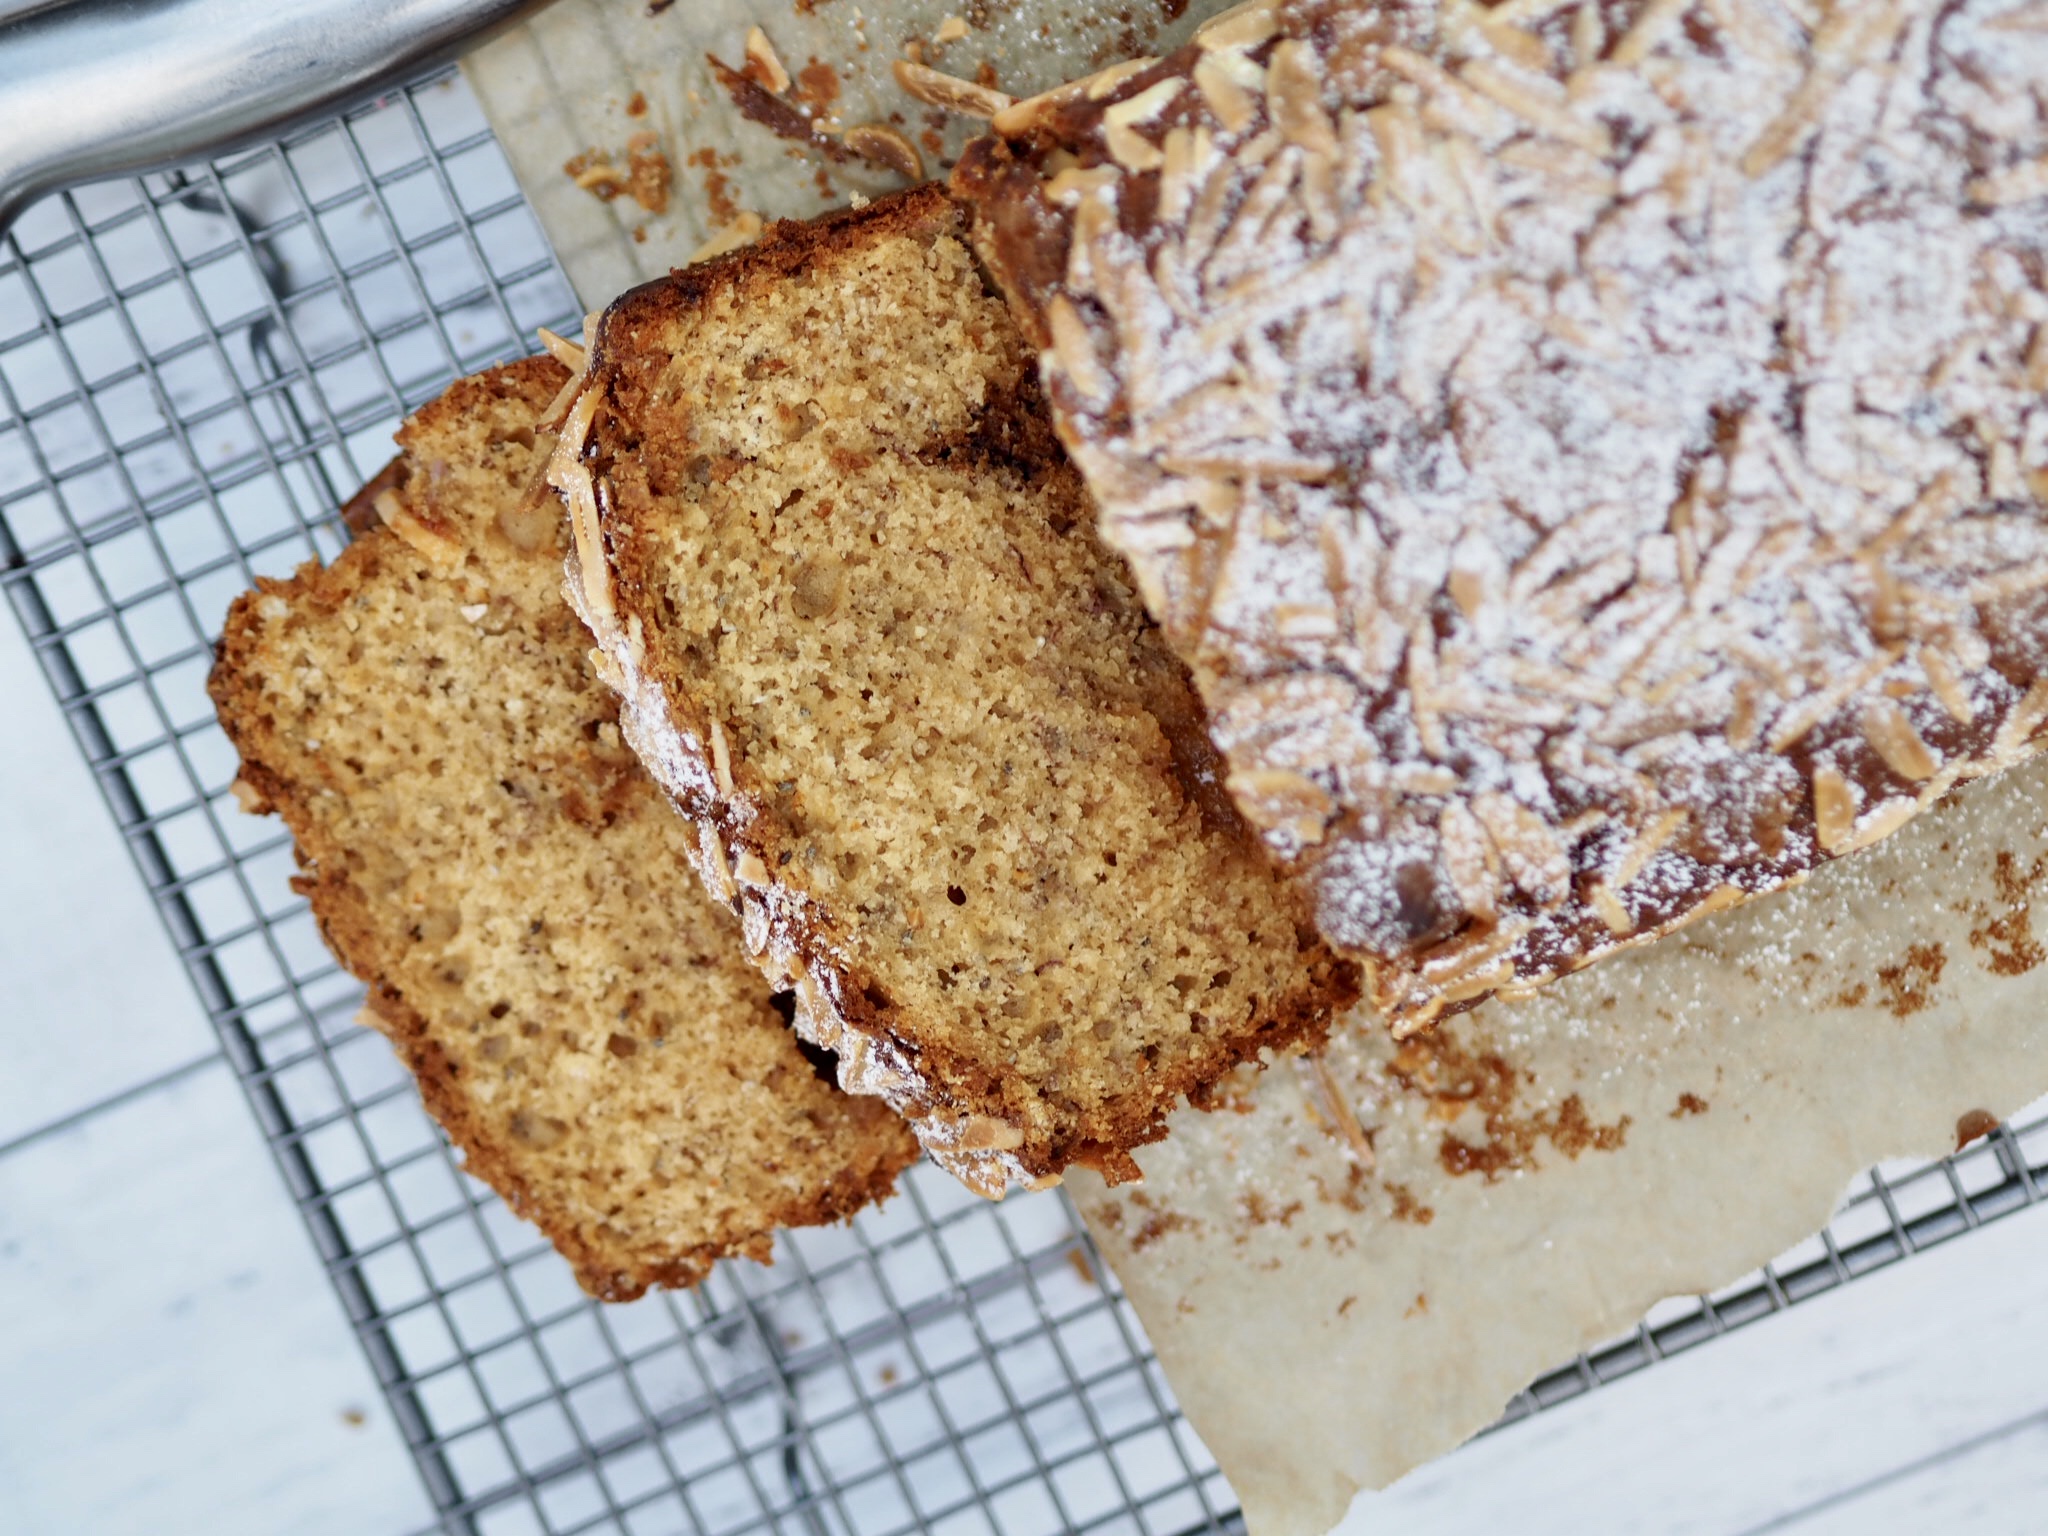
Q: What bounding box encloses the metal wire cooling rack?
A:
[3,60,2046,1536]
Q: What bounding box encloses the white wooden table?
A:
[4,605,2046,1535]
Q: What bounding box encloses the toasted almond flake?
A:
[843,122,925,180]
[733,847,771,887]
[1570,0,1606,69]
[687,210,764,264]
[1989,440,2024,502]
[1766,646,1902,753]
[1610,805,1689,891]
[953,1115,1026,1151]
[1811,764,1857,853]
[1379,46,1514,138]
[934,13,970,44]
[1741,72,1836,177]
[744,25,792,94]
[1477,13,1557,73]
[1994,678,2048,761]
[1471,792,1570,906]
[1434,957,1521,1006]
[1690,883,1750,919]
[586,645,623,693]
[1193,53,1259,135]
[1460,59,1614,157]
[1726,676,1762,750]
[1965,560,2048,603]
[1085,57,1161,101]
[892,59,1012,118]
[1491,0,1576,21]
[1862,699,1937,781]
[708,717,734,794]
[1406,633,1450,761]
[1050,165,1123,207]
[375,487,465,570]
[1301,1051,1375,1170]
[1226,766,1335,846]
[700,822,737,904]
[1969,157,2048,208]
[1840,795,1919,855]
[1105,119,1166,172]
[1196,0,1280,52]
[1613,0,1696,65]
[1045,294,1117,407]
[991,78,1092,135]
[1266,39,1340,156]
[540,368,583,426]
[1395,764,1461,796]
[1366,101,1428,211]
[229,777,266,814]
[536,326,586,373]
[1589,879,1634,933]
[1438,799,1500,921]
[1156,127,1211,225]
[1104,76,1186,130]
[1705,0,1798,66]
[546,387,612,626]
[1918,647,1975,725]
[1860,467,1968,560]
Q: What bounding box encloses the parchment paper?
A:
[1071,757,2048,1536]
[463,0,1234,311]
[463,13,2048,1533]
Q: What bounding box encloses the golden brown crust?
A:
[210,355,916,1298]
[566,186,1357,1192]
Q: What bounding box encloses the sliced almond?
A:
[688,211,764,264]
[1861,698,1937,781]
[535,325,586,373]
[1811,764,1857,854]
[1196,0,1281,52]
[1437,799,1501,922]
[1967,155,2048,207]
[1266,39,1339,156]
[1045,294,1118,407]
[1471,792,1570,906]
[844,122,925,180]
[1587,879,1635,934]
[744,25,792,95]
[1226,765,1335,847]
[708,716,735,795]
[892,59,1013,118]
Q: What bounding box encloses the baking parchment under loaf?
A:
[462,0,1236,311]
[1071,753,2048,1536]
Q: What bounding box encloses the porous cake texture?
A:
[210,357,916,1300]
[955,0,2048,1031]
[552,186,1358,1195]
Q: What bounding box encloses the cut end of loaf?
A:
[210,355,916,1297]
[565,185,1358,1193]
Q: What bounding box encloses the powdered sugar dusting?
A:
[968,0,2048,1028]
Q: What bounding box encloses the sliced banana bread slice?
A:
[554,187,1358,1195]
[210,356,917,1300]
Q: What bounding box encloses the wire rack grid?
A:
[2,59,2046,1536]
